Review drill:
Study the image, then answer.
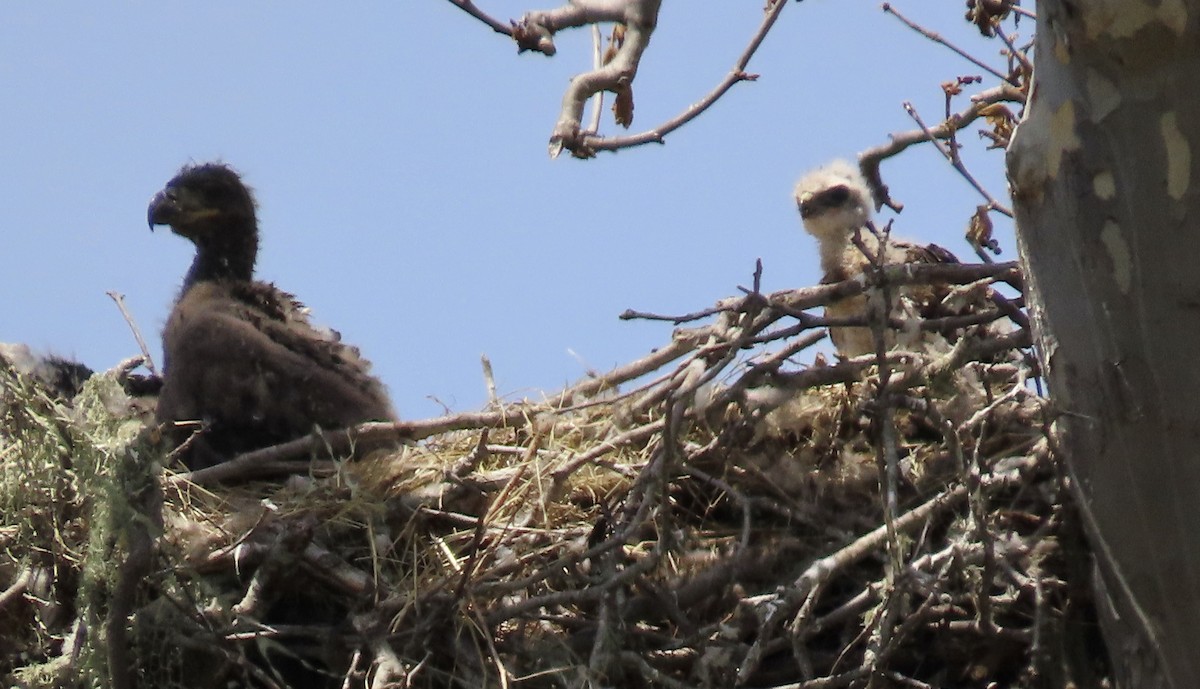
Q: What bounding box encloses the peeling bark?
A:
[1009,2,1200,687]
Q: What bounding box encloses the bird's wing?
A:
[888,240,1005,334]
[157,282,394,440]
[227,281,383,389]
[906,241,961,266]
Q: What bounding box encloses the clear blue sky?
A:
[0,3,1016,418]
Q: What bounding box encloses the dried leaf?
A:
[511,19,557,56]
[979,103,1016,147]
[964,0,1013,37]
[602,23,626,66]
[966,205,1002,255]
[613,84,634,128]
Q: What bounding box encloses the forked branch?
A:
[451,0,793,158]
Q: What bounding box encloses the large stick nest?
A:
[2,264,1111,689]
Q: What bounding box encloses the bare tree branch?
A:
[446,0,513,36]
[581,0,791,155]
[902,101,1014,217]
[106,291,158,376]
[858,84,1025,212]
[509,0,664,156]
[167,407,534,486]
[883,3,1008,82]
[498,0,792,157]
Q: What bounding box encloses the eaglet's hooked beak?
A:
[146,189,178,231]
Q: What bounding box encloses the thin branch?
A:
[584,24,606,135]
[481,355,498,405]
[445,0,513,37]
[106,291,158,376]
[882,3,1008,82]
[629,262,1021,329]
[0,568,32,612]
[469,0,792,156]
[858,84,1024,212]
[770,261,1022,311]
[620,303,730,324]
[902,101,1014,217]
[509,0,663,155]
[549,417,665,489]
[167,407,533,486]
[994,23,1034,77]
[557,327,707,400]
[581,0,791,154]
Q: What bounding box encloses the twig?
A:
[621,651,695,689]
[0,568,32,612]
[106,291,158,376]
[584,23,605,135]
[445,0,513,36]
[453,510,489,601]
[341,648,363,689]
[481,354,498,405]
[630,261,1021,331]
[858,84,1024,212]
[859,223,908,672]
[511,0,664,156]
[922,328,1031,380]
[1012,5,1036,20]
[902,101,1014,217]
[558,327,706,400]
[882,3,1007,81]
[580,0,791,154]
[232,521,315,617]
[620,303,730,324]
[994,23,1035,77]
[682,465,753,551]
[772,261,1022,311]
[803,544,960,642]
[167,407,533,486]
[303,542,377,599]
[549,418,665,490]
[481,428,543,528]
[739,483,970,684]
[588,551,620,680]
[970,418,998,633]
[704,330,826,413]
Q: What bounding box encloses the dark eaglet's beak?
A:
[147,189,176,231]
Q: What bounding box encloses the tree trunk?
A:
[1008,3,1200,687]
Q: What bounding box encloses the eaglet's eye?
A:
[824,185,850,205]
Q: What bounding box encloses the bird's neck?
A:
[820,228,890,279]
[819,234,853,278]
[182,223,259,287]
